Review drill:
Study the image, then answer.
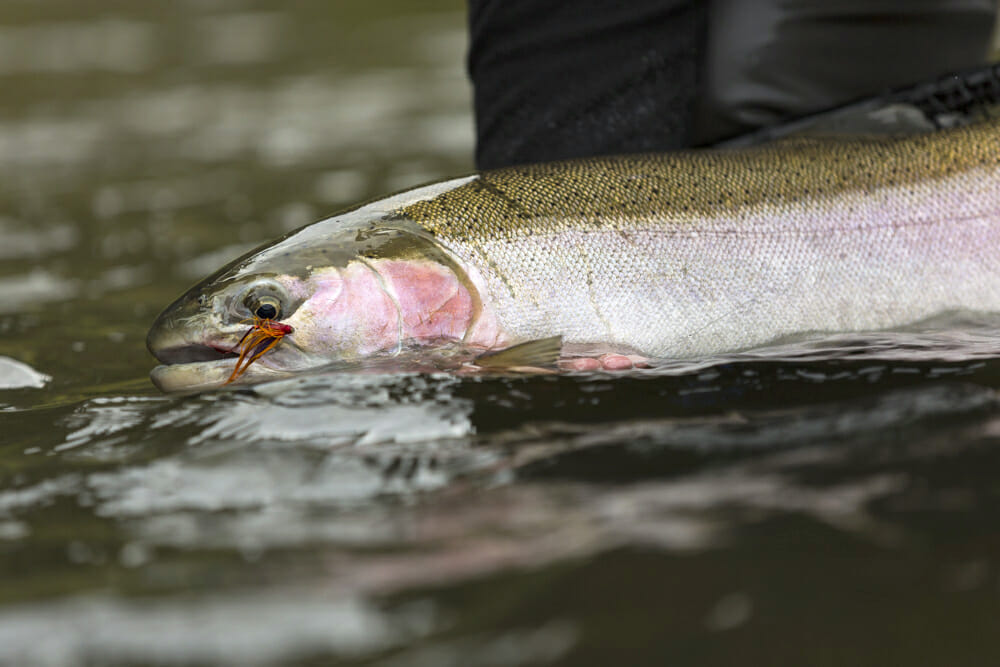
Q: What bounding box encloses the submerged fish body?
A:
[147,117,1000,391]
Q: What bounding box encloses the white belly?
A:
[448,166,1000,357]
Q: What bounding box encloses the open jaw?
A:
[152,342,239,365]
[149,343,293,393]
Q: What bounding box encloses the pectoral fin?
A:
[475,336,563,370]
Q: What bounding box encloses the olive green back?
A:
[402,117,1000,241]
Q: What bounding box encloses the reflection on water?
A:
[2,2,1000,666]
[6,333,1000,663]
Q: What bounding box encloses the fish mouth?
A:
[148,339,307,393]
[149,359,237,394]
[147,341,239,393]
[150,342,238,365]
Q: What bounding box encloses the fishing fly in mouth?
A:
[224,315,294,385]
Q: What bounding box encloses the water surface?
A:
[2,2,1000,665]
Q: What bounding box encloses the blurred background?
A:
[0,0,472,401]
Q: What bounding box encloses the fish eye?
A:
[253,296,280,320]
[238,280,290,322]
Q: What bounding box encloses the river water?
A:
[2,2,1000,665]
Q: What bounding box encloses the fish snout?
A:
[146,310,179,363]
[146,306,228,365]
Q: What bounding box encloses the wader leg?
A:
[467,0,997,166]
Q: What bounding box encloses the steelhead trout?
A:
[147,114,1000,391]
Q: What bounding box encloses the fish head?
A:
[146,262,321,393]
[147,180,497,392]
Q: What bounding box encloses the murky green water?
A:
[3,2,1000,665]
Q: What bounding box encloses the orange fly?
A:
[224,317,294,385]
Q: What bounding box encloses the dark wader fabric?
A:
[467,0,997,170]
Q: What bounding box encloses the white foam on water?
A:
[0,356,49,389]
[0,591,430,666]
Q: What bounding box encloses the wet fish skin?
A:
[403,119,1000,357]
[146,117,1000,391]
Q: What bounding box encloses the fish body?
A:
[147,117,1000,391]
